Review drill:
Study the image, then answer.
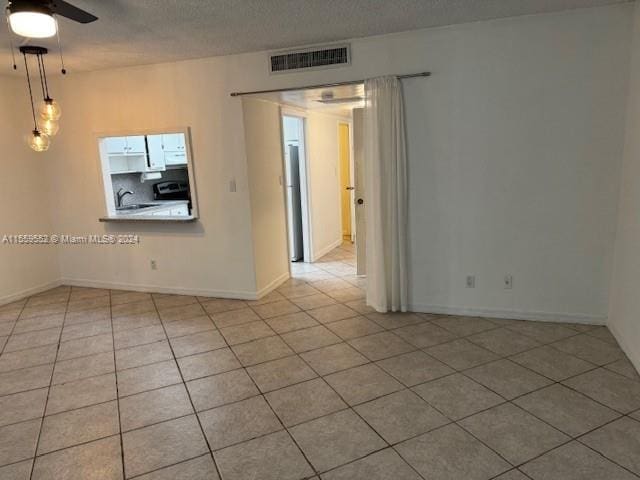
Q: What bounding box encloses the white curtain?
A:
[364,76,409,312]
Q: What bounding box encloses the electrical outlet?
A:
[466,275,475,288]
[504,275,513,289]
[150,260,157,270]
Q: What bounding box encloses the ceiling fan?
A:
[7,0,97,38]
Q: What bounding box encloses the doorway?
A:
[339,122,355,243]
[282,114,311,263]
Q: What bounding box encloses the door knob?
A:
[346,186,355,191]
[357,198,364,205]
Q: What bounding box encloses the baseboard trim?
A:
[255,271,290,299]
[60,277,261,301]
[607,322,640,375]
[312,238,343,262]
[407,303,606,325]
[0,279,62,307]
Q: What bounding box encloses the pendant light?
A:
[19,46,59,152]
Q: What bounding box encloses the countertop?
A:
[99,200,195,222]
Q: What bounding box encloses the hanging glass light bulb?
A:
[38,117,59,136]
[28,129,50,152]
[39,97,62,121]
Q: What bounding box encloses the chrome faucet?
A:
[116,188,134,207]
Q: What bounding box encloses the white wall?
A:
[242,98,289,294]
[305,111,344,259]
[0,77,60,304]
[608,2,640,370]
[7,3,629,316]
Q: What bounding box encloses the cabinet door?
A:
[126,136,146,154]
[145,135,166,171]
[104,137,127,155]
[170,205,189,217]
[162,134,185,152]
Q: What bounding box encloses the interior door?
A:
[353,108,366,276]
[288,145,304,262]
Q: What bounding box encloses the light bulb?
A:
[39,98,62,121]
[38,118,60,136]
[9,12,57,38]
[28,130,50,152]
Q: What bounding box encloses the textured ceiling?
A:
[0,0,631,73]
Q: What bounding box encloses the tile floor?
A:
[0,242,639,479]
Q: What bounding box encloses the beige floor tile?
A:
[586,326,618,345]
[324,363,403,406]
[505,321,578,344]
[413,373,503,420]
[12,314,64,334]
[219,320,275,346]
[0,459,33,480]
[552,334,623,366]
[117,360,182,397]
[465,359,552,400]
[122,415,208,478]
[252,300,301,319]
[163,316,216,339]
[38,401,119,454]
[460,403,569,465]
[199,395,282,450]
[0,419,41,466]
[281,325,342,353]
[348,332,415,361]
[47,373,117,415]
[20,303,66,320]
[201,298,248,315]
[467,328,541,356]
[604,357,640,380]
[60,320,111,342]
[57,333,113,361]
[355,389,449,443]
[0,344,57,373]
[425,338,500,370]
[187,369,259,411]
[110,291,152,307]
[4,327,61,353]
[277,283,321,299]
[326,287,364,303]
[509,345,594,381]
[0,388,48,427]
[520,441,637,480]
[365,312,425,330]
[247,355,317,393]
[135,454,219,480]
[376,351,453,386]
[245,290,286,306]
[67,296,109,313]
[393,322,458,348]
[431,316,497,337]
[113,325,167,350]
[115,340,173,370]
[158,303,206,323]
[265,311,319,334]
[265,378,347,427]
[291,293,337,311]
[64,307,110,325]
[321,448,421,480]
[177,348,240,381]
[306,304,359,324]
[396,423,510,480]
[325,316,385,340]
[111,299,155,319]
[214,430,313,480]
[301,342,369,376]
[53,351,115,384]
[31,436,123,480]
[493,471,530,480]
[290,409,386,472]
[514,384,620,437]
[210,308,259,328]
[111,311,160,332]
[563,368,640,413]
[581,417,640,475]
[119,384,194,431]
[0,364,53,396]
[344,299,376,315]
[154,295,198,310]
[169,329,227,358]
[231,335,294,366]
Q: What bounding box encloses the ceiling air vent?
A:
[269,44,350,74]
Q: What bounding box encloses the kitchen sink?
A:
[116,203,158,211]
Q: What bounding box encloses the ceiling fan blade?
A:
[51,0,98,23]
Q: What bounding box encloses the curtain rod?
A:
[229,71,431,97]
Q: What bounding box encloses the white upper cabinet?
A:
[162,134,185,152]
[126,136,146,154]
[146,135,166,171]
[104,136,146,156]
[104,137,127,155]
